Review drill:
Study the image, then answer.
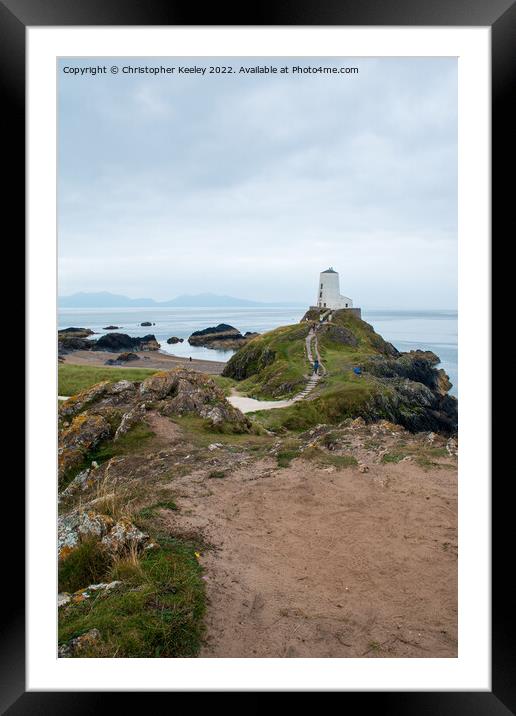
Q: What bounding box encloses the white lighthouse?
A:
[316,267,353,310]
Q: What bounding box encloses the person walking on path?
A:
[313,359,319,375]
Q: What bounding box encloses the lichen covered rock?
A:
[58,510,114,559]
[141,369,251,432]
[100,518,148,554]
[59,509,148,560]
[58,413,113,482]
[59,628,101,657]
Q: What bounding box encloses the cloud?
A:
[58,57,457,308]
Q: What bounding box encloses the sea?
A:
[58,307,458,397]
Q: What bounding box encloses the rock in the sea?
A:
[141,321,153,326]
[166,336,184,344]
[102,325,120,330]
[58,328,96,353]
[188,324,259,350]
[59,327,95,337]
[94,333,159,352]
[58,335,95,352]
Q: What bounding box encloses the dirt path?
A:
[227,328,323,414]
[166,456,457,658]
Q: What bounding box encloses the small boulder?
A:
[166,336,184,344]
[58,510,114,559]
[104,352,140,366]
[59,628,101,658]
[101,518,149,554]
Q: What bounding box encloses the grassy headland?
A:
[223,308,456,434]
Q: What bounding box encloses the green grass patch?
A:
[92,423,155,463]
[300,447,357,469]
[138,500,179,520]
[59,364,158,396]
[60,422,156,490]
[211,375,237,396]
[253,380,376,433]
[59,537,205,658]
[171,415,270,448]
[276,449,300,468]
[381,452,406,464]
[225,323,310,399]
[58,538,112,593]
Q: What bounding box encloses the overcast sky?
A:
[58,57,457,308]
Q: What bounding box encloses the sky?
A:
[58,57,457,309]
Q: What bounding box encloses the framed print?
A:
[6,0,511,709]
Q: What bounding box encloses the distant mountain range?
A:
[58,291,303,308]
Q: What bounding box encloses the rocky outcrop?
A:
[166,336,184,344]
[102,325,120,330]
[320,324,359,347]
[58,369,251,486]
[58,508,148,559]
[94,333,159,352]
[362,380,457,435]
[58,509,112,558]
[59,327,95,338]
[104,352,140,366]
[363,350,451,394]
[140,370,251,432]
[58,413,113,483]
[141,321,154,327]
[58,328,96,354]
[188,324,259,350]
[222,344,276,380]
[223,309,456,434]
[58,329,159,353]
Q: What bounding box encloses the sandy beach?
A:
[60,349,226,375]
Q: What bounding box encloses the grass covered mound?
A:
[58,535,205,658]
[222,323,311,399]
[224,308,457,434]
[58,368,252,487]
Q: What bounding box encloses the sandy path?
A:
[61,349,225,375]
[168,458,457,658]
[227,395,295,412]
[227,329,323,413]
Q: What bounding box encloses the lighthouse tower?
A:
[316,267,353,310]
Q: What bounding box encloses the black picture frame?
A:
[7,0,510,710]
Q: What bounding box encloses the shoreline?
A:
[60,349,226,375]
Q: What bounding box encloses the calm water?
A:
[59,306,458,396]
